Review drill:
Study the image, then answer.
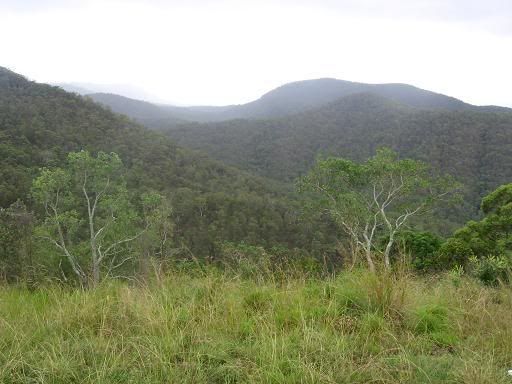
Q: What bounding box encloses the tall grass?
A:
[1,269,511,383]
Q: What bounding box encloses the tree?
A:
[431,183,512,285]
[300,148,457,271]
[138,191,175,282]
[394,230,443,272]
[32,151,144,287]
[440,183,512,264]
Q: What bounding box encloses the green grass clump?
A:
[1,270,511,383]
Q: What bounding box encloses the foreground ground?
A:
[1,269,511,383]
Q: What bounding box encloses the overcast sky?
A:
[1,0,511,106]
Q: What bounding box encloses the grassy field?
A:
[1,268,511,383]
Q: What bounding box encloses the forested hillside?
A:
[88,78,505,127]
[0,67,334,260]
[2,65,511,274]
[86,93,187,125]
[163,93,512,222]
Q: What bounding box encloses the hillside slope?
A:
[164,93,512,221]
[0,67,331,256]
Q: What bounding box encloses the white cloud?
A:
[1,0,511,106]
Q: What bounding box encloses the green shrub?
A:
[436,238,474,270]
[468,255,511,286]
[398,231,443,271]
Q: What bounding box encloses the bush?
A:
[436,238,474,270]
[398,231,443,272]
[468,255,511,286]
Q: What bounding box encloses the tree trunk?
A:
[92,259,100,287]
[348,238,359,270]
[383,233,395,270]
[90,234,100,287]
[364,243,376,273]
[89,208,99,287]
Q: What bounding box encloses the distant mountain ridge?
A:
[0,66,27,88]
[87,78,509,127]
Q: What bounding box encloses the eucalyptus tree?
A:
[32,150,145,287]
[443,183,512,260]
[301,148,457,271]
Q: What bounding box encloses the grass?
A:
[1,268,512,383]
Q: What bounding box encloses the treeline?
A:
[1,148,510,287]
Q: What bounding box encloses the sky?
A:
[1,0,511,106]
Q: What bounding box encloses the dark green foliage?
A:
[0,208,22,281]
[439,183,512,283]
[162,93,512,230]
[437,238,475,270]
[397,231,443,271]
[448,183,512,258]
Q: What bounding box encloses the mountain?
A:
[86,93,233,126]
[88,78,492,127]
[228,78,472,117]
[0,66,332,257]
[163,93,512,227]
[86,93,186,124]
[0,67,26,88]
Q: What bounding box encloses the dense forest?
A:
[161,94,512,228]
[89,80,512,231]
[0,67,339,283]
